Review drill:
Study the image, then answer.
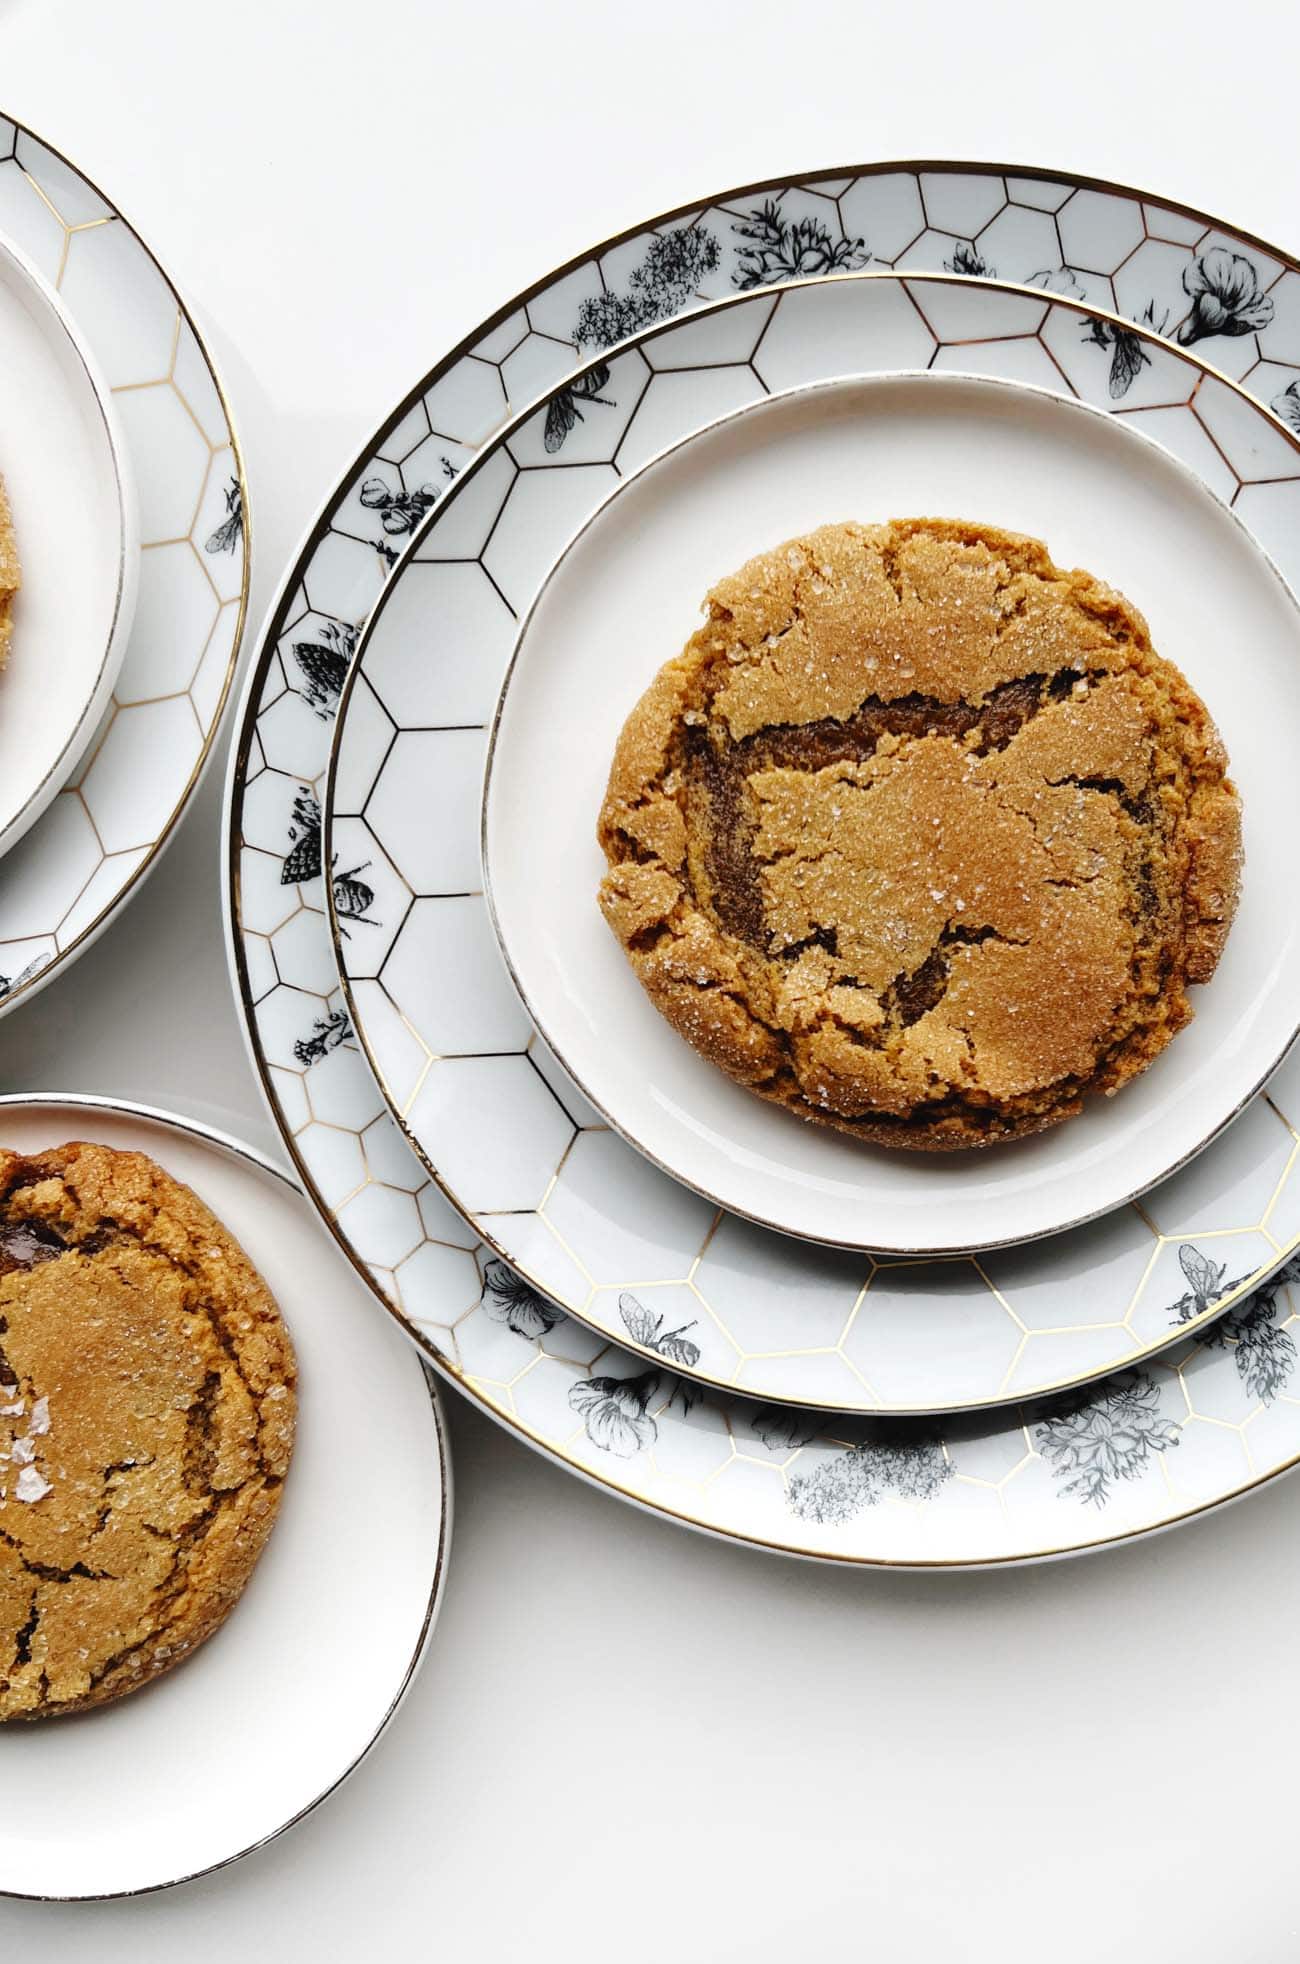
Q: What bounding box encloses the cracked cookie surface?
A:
[0,474,19,674]
[0,1141,296,1719]
[597,518,1242,1150]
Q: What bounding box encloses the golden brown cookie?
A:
[0,1141,296,1720]
[597,518,1242,1150]
[0,473,19,674]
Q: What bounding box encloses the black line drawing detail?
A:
[482,1257,563,1339]
[618,1292,702,1367]
[281,787,322,886]
[204,476,243,555]
[786,1435,952,1525]
[293,1008,353,1067]
[1034,1371,1179,1506]
[569,1369,660,1457]
[944,240,994,277]
[732,197,867,289]
[1177,248,1275,344]
[291,619,357,720]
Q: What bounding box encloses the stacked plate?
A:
[227,160,1300,1568]
[0,116,248,1012]
[0,121,450,1902]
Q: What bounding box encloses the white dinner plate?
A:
[322,270,1300,1417]
[0,1096,450,1901]
[0,236,137,858]
[228,159,1300,1550]
[0,112,248,1014]
[484,362,1300,1254]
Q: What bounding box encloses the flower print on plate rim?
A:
[226,160,1300,1562]
[0,112,248,1015]
[324,270,1300,1414]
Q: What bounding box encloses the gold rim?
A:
[326,268,1300,1410]
[0,110,251,1020]
[0,1091,451,1903]
[227,160,1300,1561]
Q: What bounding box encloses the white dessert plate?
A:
[482,364,1300,1254]
[229,159,1300,1524]
[0,1096,450,1901]
[0,113,248,1014]
[0,236,137,858]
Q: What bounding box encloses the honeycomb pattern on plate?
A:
[230,165,1300,1560]
[314,271,1300,1416]
[0,117,246,1012]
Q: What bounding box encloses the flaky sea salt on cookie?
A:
[0,1140,295,1720]
[597,517,1242,1151]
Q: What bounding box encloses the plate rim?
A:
[223,158,1300,1557]
[475,355,1300,1257]
[0,107,251,1021]
[0,1090,451,1904]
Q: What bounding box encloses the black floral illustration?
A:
[1177,248,1274,345]
[944,240,994,278]
[292,1008,353,1067]
[291,619,357,720]
[732,198,867,290]
[569,1369,660,1457]
[542,225,722,456]
[1191,1256,1300,1405]
[618,1291,702,1368]
[204,475,243,555]
[750,1405,823,1453]
[1027,266,1086,298]
[1271,379,1300,434]
[281,787,322,886]
[1081,300,1168,401]
[482,1257,562,1339]
[1034,1370,1179,1506]
[1167,1242,1253,1326]
[575,225,722,348]
[786,1435,952,1526]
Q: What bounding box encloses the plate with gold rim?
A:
[227,160,1300,1546]
[0,111,248,1016]
[0,1095,448,1902]
[322,268,1300,1417]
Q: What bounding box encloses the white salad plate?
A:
[228,160,1300,1556]
[482,355,1300,1256]
[0,1095,450,1902]
[0,113,248,1013]
[0,235,137,859]
[323,270,1300,1417]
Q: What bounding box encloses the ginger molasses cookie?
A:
[0,474,19,675]
[0,1141,296,1720]
[597,518,1242,1150]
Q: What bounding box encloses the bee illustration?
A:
[331,861,377,934]
[1081,300,1166,401]
[0,955,47,1001]
[618,1290,702,1368]
[358,477,440,536]
[291,619,356,720]
[205,476,243,555]
[1169,1242,1235,1324]
[543,363,613,454]
[292,1009,353,1068]
[281,787,322,886]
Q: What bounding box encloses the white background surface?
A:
[1,0,1298,1955]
